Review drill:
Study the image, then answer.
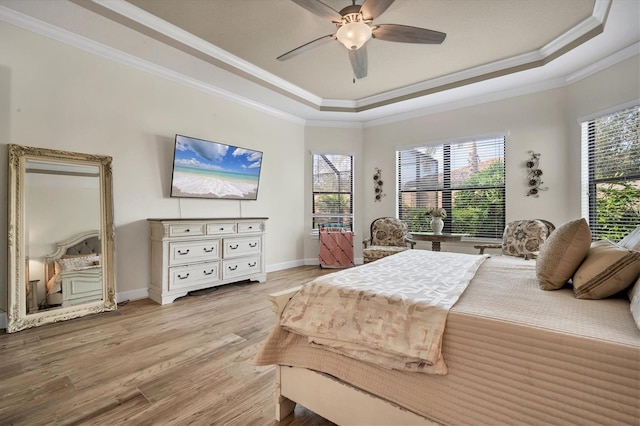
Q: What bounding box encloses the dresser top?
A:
[147,217,268,222]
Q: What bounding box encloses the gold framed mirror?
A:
[6,144,116,333]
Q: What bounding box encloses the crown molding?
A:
[0,5,306,126]
[91,0,610,113]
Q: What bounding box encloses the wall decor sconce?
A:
[526,150,548,197]
[373,167,385,201]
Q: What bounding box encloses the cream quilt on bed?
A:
[280,249,488,374]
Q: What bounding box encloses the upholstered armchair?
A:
[475,219,555,259]
[363,217,416,263]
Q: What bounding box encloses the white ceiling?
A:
[1,0,639,125]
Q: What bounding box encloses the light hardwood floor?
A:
[0,266,338,425]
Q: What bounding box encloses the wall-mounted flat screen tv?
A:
[170,134,263,200]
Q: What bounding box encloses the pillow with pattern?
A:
[502,219,549,257]
[57,254,100,273]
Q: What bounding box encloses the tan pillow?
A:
[628,276,640,330]
[536,218,591,290]
[573,240,640,299]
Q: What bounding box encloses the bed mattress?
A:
[256,255,640,425]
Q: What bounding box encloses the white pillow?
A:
[58,254,100,272]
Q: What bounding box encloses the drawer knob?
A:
[184,229,190,232]
[219,227,225,231]
[203,269,215,276]
[203,247,215,253]
[249,242,257,248]
[248,226,253,229]
[178,273,190,280]
[228,265,238,271]
[248,262,257,267]
[229,244,239,250]
[178,249,190,255]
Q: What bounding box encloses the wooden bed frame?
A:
[267,287,438,425]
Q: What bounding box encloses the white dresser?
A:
[147,218,268,304]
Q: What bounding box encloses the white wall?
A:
[361,54,639,252]
[303,126,364,263]
[1,19,638,311]
[0,22,306,306]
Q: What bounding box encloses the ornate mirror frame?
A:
[6,144,116,333]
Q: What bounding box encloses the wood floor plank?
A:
[0,266,337,425]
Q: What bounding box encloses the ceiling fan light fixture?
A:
[336,20,372,50]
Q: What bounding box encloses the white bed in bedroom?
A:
[256,228,640,425]
[44,230,103,308]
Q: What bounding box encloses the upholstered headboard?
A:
[44,230,101,283]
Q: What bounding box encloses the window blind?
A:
[581,105,640,240]
[312,154,354,230]
[397,137,505,238]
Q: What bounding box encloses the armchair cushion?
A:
[363,246,410,263]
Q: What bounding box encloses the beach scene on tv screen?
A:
[171,135,262,200]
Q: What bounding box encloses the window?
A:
[581,105,640,240]
[397,137,505,238]
[312,153,353,230]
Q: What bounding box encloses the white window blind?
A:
[581,105,640,240]
[397,137,505,238]
[312,154,353,230]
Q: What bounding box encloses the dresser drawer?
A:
[222,256,261,279]
[223,236,261,258]
[168,223,205,237]
[169,262,220,290]
[238,222,263,233]
[206,222,237,235]
[169,240,220,266]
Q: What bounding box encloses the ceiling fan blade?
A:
[277,34,335,61]
[348,46,368,79]
[360,0,395,21]
[291,0,342,21]
[373,24,446,44]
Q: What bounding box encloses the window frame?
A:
[580,104,640,241]
[311,152,354,233]
[396,136,506,240]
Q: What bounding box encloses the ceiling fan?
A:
[277,0,446,80]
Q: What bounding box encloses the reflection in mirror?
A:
[7,145,115,333]
[26,161,102,313]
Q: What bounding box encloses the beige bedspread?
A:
[280,250,488,374]
[256,255,640,425]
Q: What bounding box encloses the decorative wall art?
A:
[526,150,548,197]
[373,168,385,201]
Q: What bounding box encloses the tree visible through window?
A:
[312,154,353,230]
[581,105,640,240]
[397,137,505,238]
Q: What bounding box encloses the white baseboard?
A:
[116,288,148,303]
[266,259,305,272]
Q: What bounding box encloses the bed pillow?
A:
[57,254,100,272]
[573,240,640,299]
[619,227,640,252]
[536,218,591,290]
[629,277,640,330]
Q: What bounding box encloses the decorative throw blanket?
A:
[280,249,488,374]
